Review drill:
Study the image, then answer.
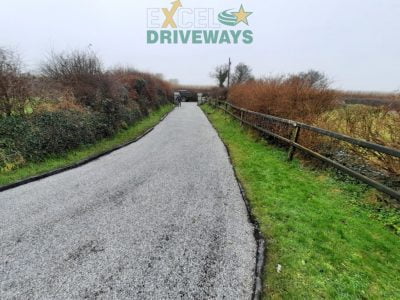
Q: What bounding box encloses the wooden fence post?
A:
[288,125,300,161]
[240,110,244,126]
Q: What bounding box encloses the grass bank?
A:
[202,104,400,299]
[0,104,174,187]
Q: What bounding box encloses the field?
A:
[202,104,400,299]
[338,91,400,109]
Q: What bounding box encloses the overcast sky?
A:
[1,0,399,91]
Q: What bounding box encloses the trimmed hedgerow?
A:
[0,108,143,171]
[0,49,173,172]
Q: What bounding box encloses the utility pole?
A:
[227,58,232,89]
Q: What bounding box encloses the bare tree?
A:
[0,48,29,116]
[231,63,254,85]
[288,70,330,89]
[210,64,229,88]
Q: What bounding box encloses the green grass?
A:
[0,104,174,186]
[202,104,400,299]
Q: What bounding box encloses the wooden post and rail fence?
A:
[209,100,400,201]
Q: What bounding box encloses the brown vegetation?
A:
[224,70,399,177]
[229,72,337,123]
[0,48,30,116]
[0,48,173,172]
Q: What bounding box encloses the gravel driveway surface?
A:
[0,103,257,299]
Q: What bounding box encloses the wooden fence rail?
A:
[210,100,400,201]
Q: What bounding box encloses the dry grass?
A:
[317,105,400,174]
[34,98,86,113]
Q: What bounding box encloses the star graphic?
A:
[233,5,253,25]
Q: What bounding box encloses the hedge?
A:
[0,107,144,171]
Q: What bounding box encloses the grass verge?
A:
[201,104,400,299]
[0,104,174,187]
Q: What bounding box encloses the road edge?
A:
[0,107,174,193]
[201,105,266,300]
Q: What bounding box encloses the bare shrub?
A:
[109,68,173,109]
[41,50,104,107]
[229,72,337,123]
[228,71,340,165]
[208,87,228,100]
[0,48,30,116]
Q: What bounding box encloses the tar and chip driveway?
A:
[0,103,257,299]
